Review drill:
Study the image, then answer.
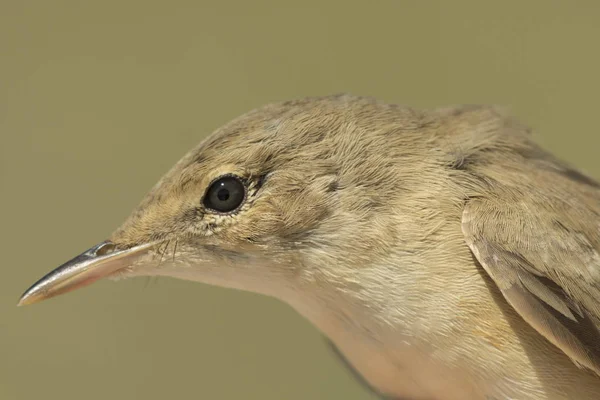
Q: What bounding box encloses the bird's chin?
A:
[88,240,295,300]
[104,259,178,282]
[106,268,137,282]
[106,257,297,301]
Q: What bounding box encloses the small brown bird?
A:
[19,95,600,400]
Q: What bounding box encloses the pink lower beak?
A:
[18,241,156,306]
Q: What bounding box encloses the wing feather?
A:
[462,196,600,374]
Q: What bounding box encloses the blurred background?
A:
[2,1,600,399]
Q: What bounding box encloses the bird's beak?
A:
[18,240,157,306]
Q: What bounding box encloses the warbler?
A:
[20,95,600,400]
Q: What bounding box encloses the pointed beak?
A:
[18,240,157,306]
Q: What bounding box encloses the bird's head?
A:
[19,94,471,312]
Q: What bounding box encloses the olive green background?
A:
[2,1,600,399]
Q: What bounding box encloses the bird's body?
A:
[20,95,600,400]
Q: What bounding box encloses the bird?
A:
[18,94,600,400]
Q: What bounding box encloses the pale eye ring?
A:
[203,175,246,213]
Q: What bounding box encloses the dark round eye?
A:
[203,175,246,213]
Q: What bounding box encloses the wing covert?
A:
[462,196,600,374]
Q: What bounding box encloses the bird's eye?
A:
[203,175,246,213]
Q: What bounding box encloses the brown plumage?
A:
[19,94,600,399]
